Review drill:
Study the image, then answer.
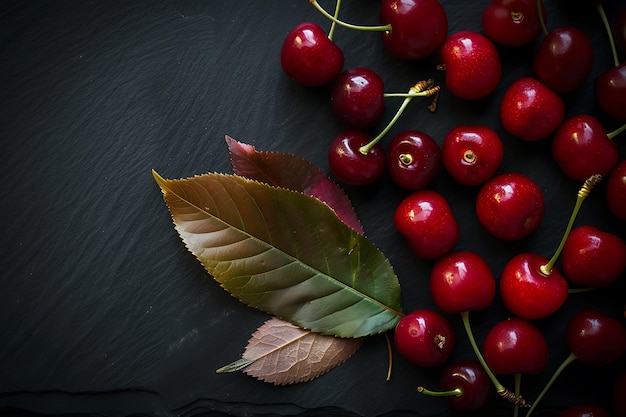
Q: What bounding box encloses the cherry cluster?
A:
[279,0,626,415]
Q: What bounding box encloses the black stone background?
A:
[1,0,625,416]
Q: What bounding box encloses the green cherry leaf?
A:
[153,170,402,338]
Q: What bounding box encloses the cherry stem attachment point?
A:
[327,0,341,40]
[310,0,391,32]
[417,386,462,397]
[537,0,548,36]
[525,353,577,417]
[359,80,440,155]
[596,1,620,67]
[539,174,602,275]
[608,123,626,140]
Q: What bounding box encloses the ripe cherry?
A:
[430,251,496,314]
[387,130,441,190]
[527,309,626,417]
[534,27,594,93]
[567,309,626,368]
[594,63,626,122]
[442,125,504,186]
[607,160,626,220]
[499,175,601,320]
[481,0,547,47]
[475,173,545,241]
[551,114,620,182]
[380,0,449,60]
[393,309,455,367]
[328,130,386,186]
[280,22,344,87]
[310,0,448,60]
[330,67,385,129]
[482,318,549,376]
[394,190,459,259]
[561,225,626,288]
[439,31,502,100]
[418,361,492,412]
[559,404,609,417]
[500,77,565,141]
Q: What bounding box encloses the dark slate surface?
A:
[1,0,625,416]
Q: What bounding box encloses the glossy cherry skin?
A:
[476,173,545,241]
[500,253,569,319]
[430,252,496,314]
[561,225,626,288]
[534,27,594,93]
[481,0,546,47]
[482,318,549,375]
[442,125,503,186]
[607,160,626,220]
[280,22,344,87]
[328,131,385,186]
[330,68,385,129]
[560,404,609,417]
[566,309,626,367]
[594,63,626,122]
[394,190,459,259]
[500,77,565,141]
[387,130,441,190]
[394,309,456,367]
[551,114,619,182]
[439,31,502,100]
[438,361,492,412]
[380,0,448,60]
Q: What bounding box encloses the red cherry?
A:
[430,252,496,314]
[280,22,344,87]
[393,309,456,367]
[387,130,441,190]
[481,0,547,47]
[559,404,609,417]
[561,225,626,288]
[476,173,545,241]
[418,361,492,412]
[442,125,504,186]
[330,67,385,129]
[566,309,626,367]
[500,77,565,141]
[328,131,386,186]
[394,190,459,259]
[607,160,626,220]
[594,63,626,122]
[439,31,501,100]
[533,27,594,93]
[551,114,619,182]
[380,0,448,60]
[482,318,549,375]
[500,253,569,319]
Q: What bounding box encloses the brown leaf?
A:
[217,317,363,385]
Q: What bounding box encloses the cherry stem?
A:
[327,0,341,40]
[608,123,626,140]
[536,0,548,36]
[513,373,527,417]
[539,174,602,275]
[568,287,596,294]
[384,331,393,382]
[525,353,577,417]
[417,386,462,398]
[460,312,507,394]
[359,80,440,155]
[310,0,392,33]
[596,1,620,67]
